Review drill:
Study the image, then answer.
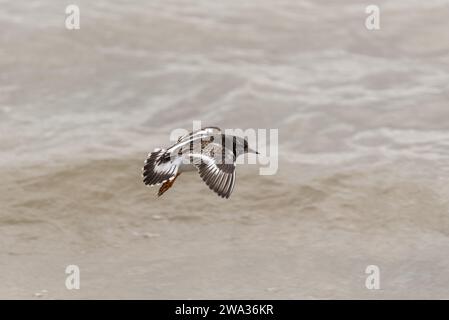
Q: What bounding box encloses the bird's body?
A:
[142,127,257,198]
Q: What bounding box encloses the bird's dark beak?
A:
[248,146,259,154]
[256,151,260,155]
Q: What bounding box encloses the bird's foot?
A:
[158,173,180,197]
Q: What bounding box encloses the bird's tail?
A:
[142,148,175,186]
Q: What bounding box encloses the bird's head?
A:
[243,138,259,155]
[233,136,259,157]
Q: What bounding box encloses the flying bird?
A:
[142,127,258,198]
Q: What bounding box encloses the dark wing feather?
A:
[191,143,236,198]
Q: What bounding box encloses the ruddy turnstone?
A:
[142,127,258,198]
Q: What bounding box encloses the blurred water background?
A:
[1,0,449,298]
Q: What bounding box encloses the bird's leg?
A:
[158,173,181,197]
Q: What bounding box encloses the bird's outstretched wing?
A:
[143,128,222,187]
[176,127,222,143]
[189,142,236,199]
[142,148,180,186]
